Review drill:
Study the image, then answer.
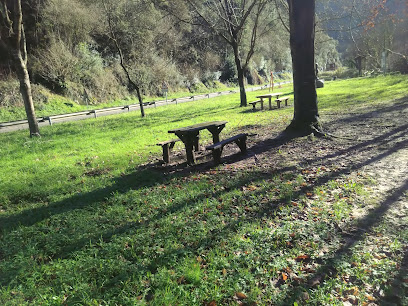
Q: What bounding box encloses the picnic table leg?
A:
[260,99,264,110]
[162,143,171,163]
[184,138,195,164]
[208,125,226,143]
[175,133,196,165]
[268,97,272,110]
[194,134,200,151]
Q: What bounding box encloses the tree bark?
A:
[13,47,40,136]
[1,0,40,136]
[286,0,320,134]
[233,44,247,107]
[355,55,363,77]
[134,83,145,118]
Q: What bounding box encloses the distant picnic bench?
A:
[253,92,283,110]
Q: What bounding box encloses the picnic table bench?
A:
[168,121,227,164]
[249,100,262,109]
[206,133,247,164]
[275,96,290,108]
[254,92,283,110]
[156,139,181,163]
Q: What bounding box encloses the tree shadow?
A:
[278,179,408,306]
[1,96,407,302]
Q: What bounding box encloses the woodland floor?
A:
[156,96,408,304]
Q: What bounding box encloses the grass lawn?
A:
[0,75,407,305]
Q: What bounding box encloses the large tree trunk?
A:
[286,0,320,134]
[233,44,247,107]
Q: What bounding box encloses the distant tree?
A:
[286,0,321,134]
[100,0,149,117]
[0,0,40,136]
[317,0,408,74]
[164,0,271,107]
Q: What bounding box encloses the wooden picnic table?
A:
[255,92,283,110]
[168,121,227,164]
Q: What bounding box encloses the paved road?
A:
[0,82,291,134]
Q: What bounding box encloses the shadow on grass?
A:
[279,179,408,306]
[1,97,407,303]
[0,169,166,233]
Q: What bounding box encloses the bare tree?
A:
[286,0,321,134]
[0,0,40,136]
[176,0,271,107]
[101,0,145,117]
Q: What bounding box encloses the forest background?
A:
[0,0,407,115]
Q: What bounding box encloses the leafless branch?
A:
[274,0,289,33]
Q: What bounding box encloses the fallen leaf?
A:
[345,287,359,296]
[365,294,376,301]
[235,292,247,299]
[282,272,288,281]
[177,276,185,284]
[295,255,310,262]
[207,301,217,306]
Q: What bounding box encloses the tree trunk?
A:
[134,84,145,118]
[13,50,40,136]
[233,44,247,107]
[10,1,40,136]
[286,0,320,134]
[120,59,145,118]
[355,56,363,77]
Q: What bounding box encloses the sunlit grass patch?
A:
[0,75,407,304]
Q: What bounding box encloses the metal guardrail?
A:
[0,82,291,132]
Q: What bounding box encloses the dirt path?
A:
[236,97,408,304]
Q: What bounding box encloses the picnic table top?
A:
[256,92,283,98]
[168,121,228,134]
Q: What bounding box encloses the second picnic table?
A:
[168,121,228,164]
[255,92,283,110]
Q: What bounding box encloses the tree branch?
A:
[275,0,289,33]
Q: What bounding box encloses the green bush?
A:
[320,67,359,80]
[0,79,21,107]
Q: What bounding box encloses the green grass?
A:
[0,75,407,305]
[0,82,239,122]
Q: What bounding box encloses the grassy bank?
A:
[0,75,407,305]
[0,81,237,123]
